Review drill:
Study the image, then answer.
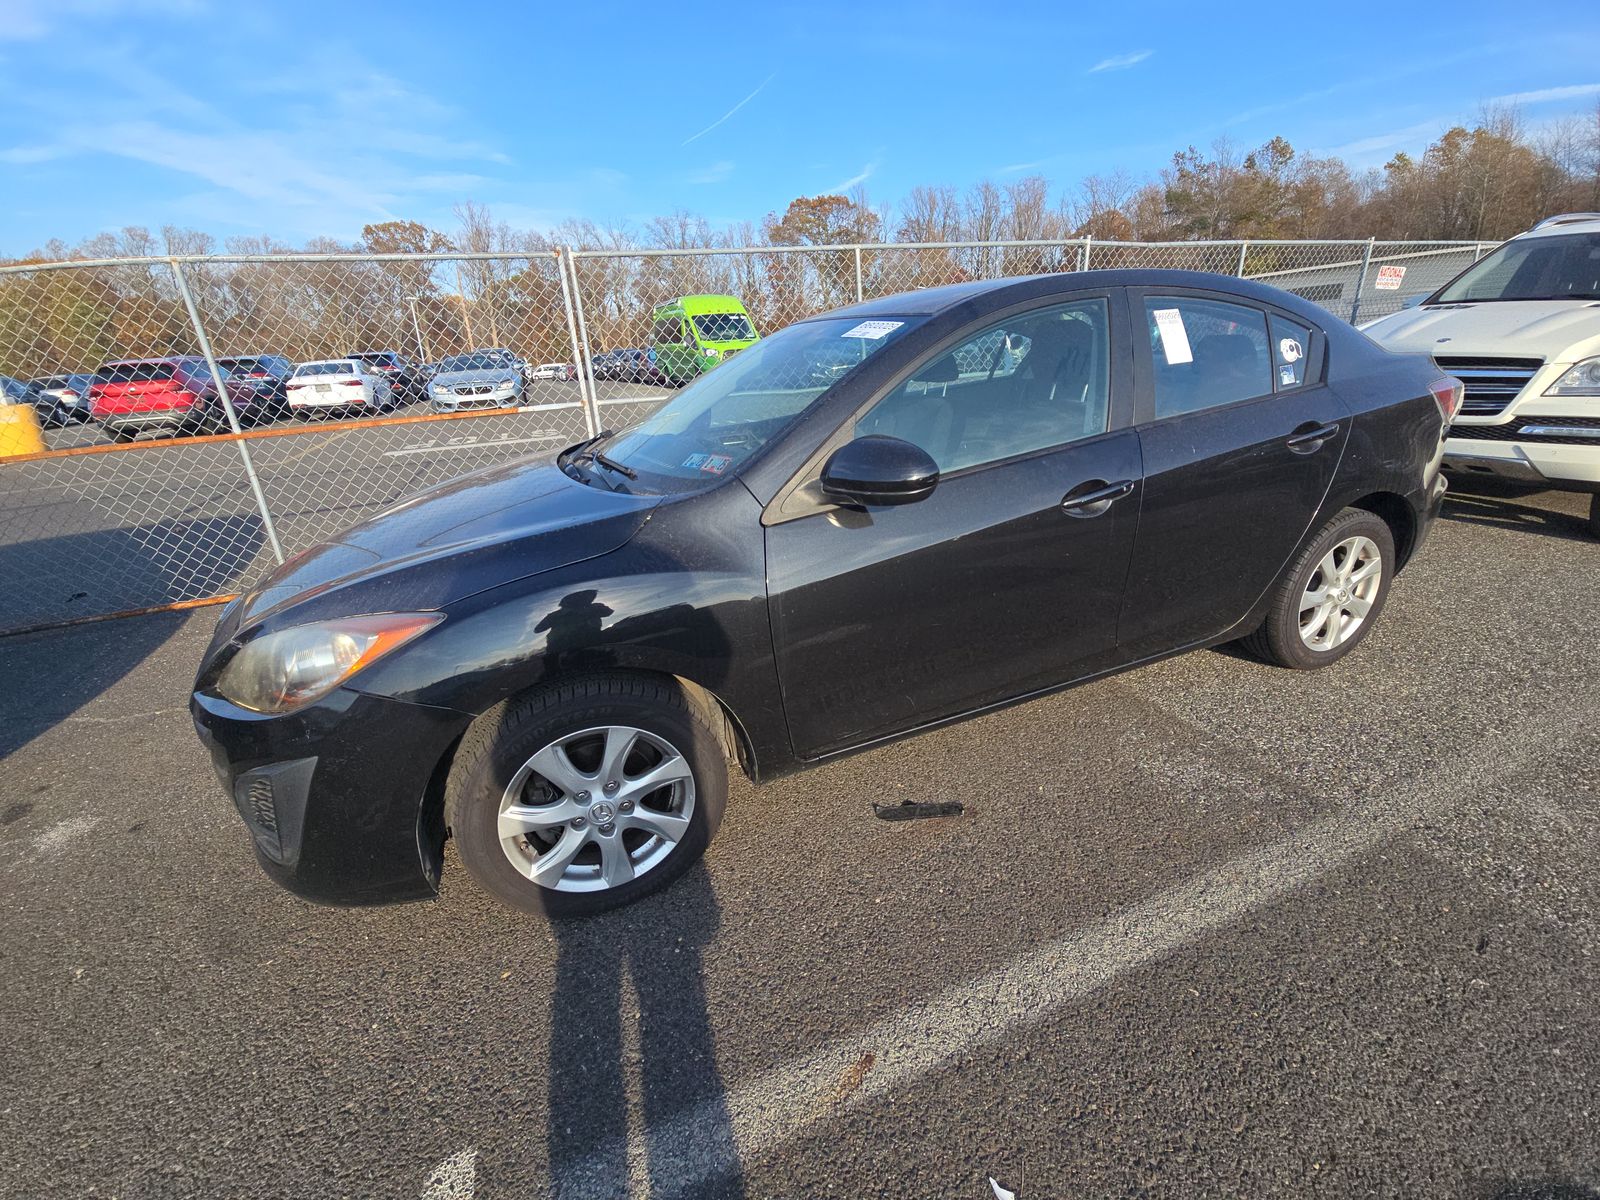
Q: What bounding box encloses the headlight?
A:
[497,377,514,388]
[1544,357,1600,396]
[431,382,449,393]
[703,348,721,359]
[215,613,441,713]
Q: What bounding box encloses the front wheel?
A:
[1241,508,1395,670]
[446,674,727,917]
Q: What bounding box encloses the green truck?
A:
[650,294,760,385]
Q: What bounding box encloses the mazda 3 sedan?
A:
[191,271,1454,916]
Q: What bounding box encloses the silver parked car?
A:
[428,352,526,412]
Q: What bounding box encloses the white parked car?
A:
[529,362,575,381]
[285,359,395,414]
[1362,213,1600,536]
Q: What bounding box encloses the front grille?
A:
[1434,356,1543,417]
[1450,415,1600,444]
[454,383,495,396]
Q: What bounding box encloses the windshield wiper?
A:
[588,451,637,480]
[563,429,638,480]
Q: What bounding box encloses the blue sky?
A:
[3,0,1599,255]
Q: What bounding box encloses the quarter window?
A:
[1270,314,1313,391]
[854,299,1111,474]
[1145,297,1272,418]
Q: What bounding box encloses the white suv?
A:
[1362,213,1600,536]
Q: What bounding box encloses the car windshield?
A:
[691,312,756,342]
[581,316,921,492]
[1434,232,1600,303]
[439,354,508,371]
[295,362,357,377]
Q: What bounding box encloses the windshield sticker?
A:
[840,320,904,340]
[1375,264,1406,290]
[683,452,733,475]
[1278,336,1303,363]
[1152,308,1193,365]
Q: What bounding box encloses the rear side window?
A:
[1144,297,1272,418]
[1270,314,1313,391]
[96,362,175,383]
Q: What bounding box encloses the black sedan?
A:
[191,271,1454,916]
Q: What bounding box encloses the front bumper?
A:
[190,686,474,905]
[1443,434,1600,492]
[431,386,519,411]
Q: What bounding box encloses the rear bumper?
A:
[1443,435,1600,493]
[190,687,474,906]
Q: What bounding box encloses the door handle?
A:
[1286,421,1340,452]
[1060,478,1134,517]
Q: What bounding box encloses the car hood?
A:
[432,367,518,387]
[1363,300,1600,362]
[230,456,660,633]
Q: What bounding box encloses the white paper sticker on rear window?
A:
[840,320,903,340]
[1152,308,1193,365]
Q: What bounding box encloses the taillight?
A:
[1428,377,1463,422]
[339,379,363,386]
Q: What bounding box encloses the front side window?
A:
[1145,297,1271,418]
[1435,233,1600,303]
[853,299,1110,474]
[652,317,684,345]
[590,316,921,492]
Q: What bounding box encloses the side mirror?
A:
[820,435,940,507]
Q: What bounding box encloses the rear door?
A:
[1117,289,1349,658]
[765,291,1143,758]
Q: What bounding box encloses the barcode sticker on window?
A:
[1152,308,1193,365]
[841,320,903,340]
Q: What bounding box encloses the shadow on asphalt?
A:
[0,513,266,632]
[546,864,744,1199]
[0,607,190,770]
[1439,479,1594,544]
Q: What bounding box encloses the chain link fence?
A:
[0,237,1483,633]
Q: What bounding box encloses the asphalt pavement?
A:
[1,483,1596,1199]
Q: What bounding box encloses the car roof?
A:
[810,269,1332,323]
[100,356,199,366]
[297,358,361,368]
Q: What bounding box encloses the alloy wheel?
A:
[496,725,696,893]
[1298,535,1382,652]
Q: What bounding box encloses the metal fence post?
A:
[853,246,864,303]
[1079,236,1091,272]
[564,248,603,435]
[169,258,286,566]
[1349,238,1376,324]
[1235,240,1249,277]
[554,248,598,437]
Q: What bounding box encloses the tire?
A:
[1588,493,1600,539]
[446,673,727,917]
[1241,507,1395,670]
[108,428,137,444]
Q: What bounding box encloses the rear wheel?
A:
[446,674,727,917]
[1241,508,1394,670]
[1588,493,1600,539]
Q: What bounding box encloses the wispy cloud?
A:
[685,160,735,185]
[1089,50,1151,73]
[998,159,1050,175]
[681,74,775,147]
[825,156,881,194]
[1490,82,1600,105]
[1319,119,1447,164]
[0,0,205,41]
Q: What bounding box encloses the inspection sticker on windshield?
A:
[1152,308,1193,364]
[1375,264,1407,290]
[840,320,903,340]
[683,452,733,475]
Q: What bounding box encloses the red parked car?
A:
[89,357,262,443]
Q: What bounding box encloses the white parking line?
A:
[382,433,565,459]
[421,1147,477,1199]
[549,698,1586,1199]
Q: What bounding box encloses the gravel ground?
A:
[0,482,1596,1200]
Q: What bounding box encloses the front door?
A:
[765,294,1142,760]
[1117,290,1350,658]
